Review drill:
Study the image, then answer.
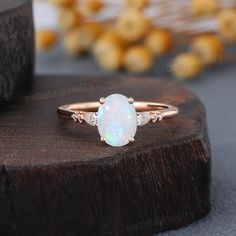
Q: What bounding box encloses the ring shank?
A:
[58,101,179,118]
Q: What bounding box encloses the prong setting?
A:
[99,97,105,104]
[100,137,106,142]
[129,137,135,143]
[128,97,134,104]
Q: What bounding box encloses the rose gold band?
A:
[58,101,178,116]
[58,101,179,126]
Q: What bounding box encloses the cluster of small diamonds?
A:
[72,111,164,127]
[71,112,97,126]
[137,112,164,126]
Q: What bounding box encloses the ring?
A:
[58,94,179,147]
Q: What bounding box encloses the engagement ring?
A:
[58,94,179,147]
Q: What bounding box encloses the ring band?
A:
[58,94,179,147]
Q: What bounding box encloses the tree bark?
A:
[0,76,211,236]
[0,0,34,104]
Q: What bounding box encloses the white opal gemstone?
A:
[97,94,137,147]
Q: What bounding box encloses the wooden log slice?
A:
[0,0,34,104]
[0,76,211,236]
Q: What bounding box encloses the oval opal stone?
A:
[97,94,137,147]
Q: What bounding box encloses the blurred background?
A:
[34,0,236,235]
[35,0,236,77]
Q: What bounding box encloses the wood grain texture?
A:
[0,76,211,236]
[0,0,34,104]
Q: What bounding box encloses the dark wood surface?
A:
[0,76,211,236]
[0,0,34,104]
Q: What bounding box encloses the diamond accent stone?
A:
[150,113,164,123]
[137,113,150,126]
[83,113,97,126]
[71,113,82,123]
[71,114,78,122]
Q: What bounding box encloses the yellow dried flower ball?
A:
[172,53,203,80]
[124,46,154,73]
[58,8,81,31]
[145,29,173,56]
[218,9,236,42]
[64,30,83,55]
[36,30,58,51]
[96,46,124,71]
[64,23,103,55]
[93,30,126,59]
[48,0,75,8]
[79,0,104,16]
[192,0,218,16]
[116,8,151,43]
[82,22,104,39]
[123,0,149,10]
[191,34,224,65]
